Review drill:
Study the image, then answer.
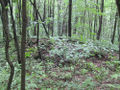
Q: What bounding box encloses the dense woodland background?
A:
[0,0,120,90]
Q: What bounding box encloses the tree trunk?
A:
[48,0,50,35]
[36,11,39,47]
[68,0,72,37]
[21,0,27,89]
[17,0,22,35]
[116,0,120,61]
[0,1,14,90]
[43,0,46,22]
[33,0,37,36]
[51,0,55,36]
[97,0,104,40]
[57,0,62,36]
[62,7,68,36]
[73,16,78,34]
[111,12,118,44]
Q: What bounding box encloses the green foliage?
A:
[94,67,109,81]
[25,47,37,58]
[12,0,18,3]
[81,77,95,89]
[48,37,118,67]
[72,34,86,43]
[0,0,119,89]
[106,84,120,89]
[111,73,120,80]
[49,37,56,44]
[81,69,88,75]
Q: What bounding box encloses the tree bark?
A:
[68,0,72,37]
[116,0,120,15]
[97,0,104,40]
[21,0,27,89]
[51,0,55,36]
[111,12,118,44]
[33,0,37,36]
[43,0,46,22]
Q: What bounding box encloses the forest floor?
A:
[0,37,120,89]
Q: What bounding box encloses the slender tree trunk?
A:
[82,0,87,34]
[57,0,62,36]
[88,12,93,39]
[48,0,50,35]
[36,12,39,47]
[43,0,46,36]
[21,0,27,89]
[116,0,120,61]
[62,7,68,36]
[18,0,22,35]
[66,22,68,36]
[93,15,97,40]
[52,0,55,36]
[33,0,37,36]
[62,19,66,35]
[0,1,14,90]
[97,0,104,40]
[43,0,46,22]
[68,0,72,37]
[111,12,118,44]
[73,16,78,34]
[93,0,98,40]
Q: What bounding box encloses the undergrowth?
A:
[0,37,120,89]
